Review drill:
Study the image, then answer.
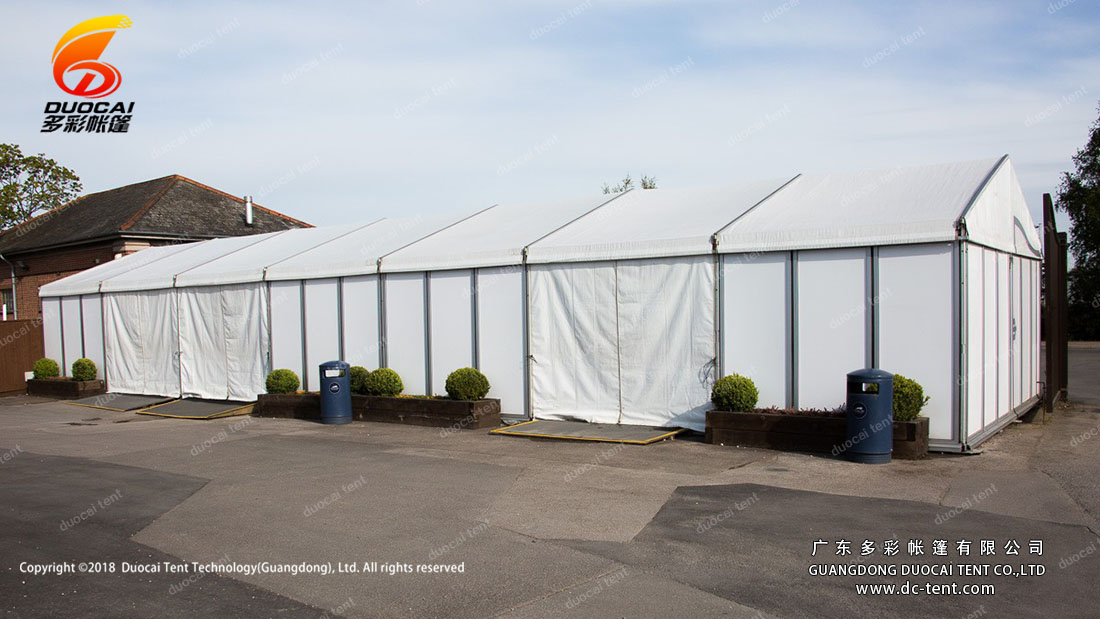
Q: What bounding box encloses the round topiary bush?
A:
[32,358,60,380]
[265,369,300,394]
[445,367,490,400]
[892,373,928,421]
[365,368,403,397]
[71,358,97,382]
[711,374,759,412]
[349,366,371,395]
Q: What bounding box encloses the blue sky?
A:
[1,0,1096,234]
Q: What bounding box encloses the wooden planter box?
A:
[26,378,105,399]
[254,393,500,430]
[705,410,928,460]
[353,396,500,429]
[254,393,321,420]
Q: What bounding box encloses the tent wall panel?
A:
[721,253,789,408]
[796,248,868,410]
[179,284,270,400]
[965,246,985,439]
[384,273,428,395]
[179,287,227,399]
[79,294,105,380]
[529,262,620,424]
[878,243,954,441]
[428,270,474,396]
[1013,258,1023,408]
[341,275,381,368]
[1031,259,1040,397]
[269,280,305,389]
[60,296,83,372]
[996,253,1011,418]
[304,279,341,391]
[617,256,714,431]
[41,297,62,368]
[981,248,998,426]
[104,290,180,397]
[476,267,526,416]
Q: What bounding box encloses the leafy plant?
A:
[32,358,59,379]
[265,369,300,394]
[349,366,371,395]
[445,367,490,400]
[711,374,759,412]
[365,368,403,397]
[892,374,929,421]
[71,358,97,382]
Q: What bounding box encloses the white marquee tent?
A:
[40,156,1042,451]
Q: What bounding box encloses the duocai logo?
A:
[52,15,132,98]
[42,15,137,133]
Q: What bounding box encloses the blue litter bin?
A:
[845,368,893,464]
[319,361,351,425]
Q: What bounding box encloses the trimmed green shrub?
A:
[892,374,929,421]
[711,374,759,412]
[32,358,60,380]
[349,366,371,395]
[265,369,300,394]
[365,368,403,397]
[71,358,97,382]
[445,367,490,400]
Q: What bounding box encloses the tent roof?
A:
[174,222,374,287]
[524,178,796,264]
[39,242,196,297]
[39,156,1040,296]
[713,157,1039,256]
[380,195,615,272]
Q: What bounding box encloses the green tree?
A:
[1056,103,1100,340]
[0,144,82,230]
[602,173,657,194]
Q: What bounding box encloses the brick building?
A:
[0,175,310,320]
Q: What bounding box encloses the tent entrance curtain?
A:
[104,290,180,397]
[179,284,270,401]
[528,256,715,431]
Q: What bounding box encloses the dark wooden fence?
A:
[0,319,44,394]
[1043,193,1069,412]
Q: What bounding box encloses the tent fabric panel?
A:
[304,279,341,392]
[269,280,304,390]
[716,158,1002,254]
[143,290,181,397]
[476,267,525,416]
[428,270,474,396]
[529,263,620,424]
[525,179,791,265]
[179,287,229,400]
[61,296,83,372]
[962,159,1043,259]
[877,243,955,442]
[341,275,380,368]
[98,233,279,293]
[1030,260,1040,398]
[103,292,144,394]
[174,224,368,287]
[79,295,105,380]
[796,248,868,410]
[981,248,998,427]
[42,297,63,367]
[1013,258,1024,409]
[965,246,985,439]
[384,273,428,395]
[617,256,714,431]
[722,253,789,408]
[39,243,194,297]
[225,283,270,401]
[996,253,1011,418]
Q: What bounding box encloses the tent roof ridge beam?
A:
[955,154,1010,237]
[262,218,384,280]
[376,203,498,272]
[711,173,802,252]
[522,188,635,259]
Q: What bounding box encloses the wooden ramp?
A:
[137,398,254,419]
[490,420,685,445]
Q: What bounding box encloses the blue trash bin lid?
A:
[847,368,893,381]
[320,360,350,369]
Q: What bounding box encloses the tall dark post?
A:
[1057,231,1069,395]
[1043,193,1069,412]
